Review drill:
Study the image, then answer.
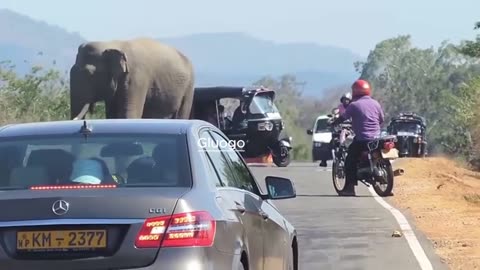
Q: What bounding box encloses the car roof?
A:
[315,115,330,121]
[0,119,210,138]
[193,86,274,102]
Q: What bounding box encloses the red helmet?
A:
[351,79,371,98]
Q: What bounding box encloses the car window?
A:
[204,153,223,187]
[199,130,237,187]
[0,134,192,190]
[198,132,223,187]
[208,130,260,195]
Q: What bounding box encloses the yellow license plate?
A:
[381,148,399,159]
[16,230,107,250]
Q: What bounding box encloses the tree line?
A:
[1,24,480,163]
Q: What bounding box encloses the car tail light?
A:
[30,184,117,190]
[135,211,216,249]
[383,142,395,150]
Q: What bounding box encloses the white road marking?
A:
[368,186,433,270]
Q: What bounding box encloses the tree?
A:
[459,22,480,58]
[0,61,70,123]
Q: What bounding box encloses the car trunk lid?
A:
[0,187,190,269]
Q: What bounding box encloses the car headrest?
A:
[152,143,178,163]
[27,149,74,166]
[127,156,156,183]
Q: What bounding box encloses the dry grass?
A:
[391,157,480,269]
[464,194,480,205]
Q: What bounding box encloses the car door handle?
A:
[234,201,246,213]
[259,210,269,220]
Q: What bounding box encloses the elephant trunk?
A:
[111,75,139,118]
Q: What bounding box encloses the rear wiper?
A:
[0,186,28,190]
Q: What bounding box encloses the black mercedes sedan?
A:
[0,119,298,270]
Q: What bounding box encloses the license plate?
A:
[397,132,414,136]
[381,148,399,159]
[16,230,107,251]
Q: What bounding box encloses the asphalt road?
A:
[249,161,449,270]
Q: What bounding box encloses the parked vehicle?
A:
[0,119,298,270]
[328,114,399,197]
[191,86,293,167]
[307,115,333,164]
[386,112,427,157]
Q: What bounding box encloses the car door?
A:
[208,130,290,270]
[197,129,245,256]
[199,129,265,270]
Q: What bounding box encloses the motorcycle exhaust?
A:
[394,168,404,176]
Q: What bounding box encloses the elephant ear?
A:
[102,49,129,77]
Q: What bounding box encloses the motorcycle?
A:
[328,114,400,197]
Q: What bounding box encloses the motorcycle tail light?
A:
[383,142,394,150]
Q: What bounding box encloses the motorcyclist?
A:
[330,79,384,196]
[321,94,351,167]
[337,92,352,114]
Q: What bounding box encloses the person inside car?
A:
[330,79,384,196]
[232,101,247,129]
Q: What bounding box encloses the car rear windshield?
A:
[0,133,191,189]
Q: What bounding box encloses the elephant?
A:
[69,37,195,119]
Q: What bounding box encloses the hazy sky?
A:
[1,0,479,56]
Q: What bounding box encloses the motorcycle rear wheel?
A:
[372,160,394,197]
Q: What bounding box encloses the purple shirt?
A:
[341,96,384,141]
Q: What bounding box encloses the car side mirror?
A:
[265,176,296,200]
[306,129,313,135]
[327,114,333,118]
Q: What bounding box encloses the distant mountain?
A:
[0,9,363,97]
[0,9,83,74]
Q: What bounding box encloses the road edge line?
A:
[368,186,433,270]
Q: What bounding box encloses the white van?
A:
[306,115,332,163]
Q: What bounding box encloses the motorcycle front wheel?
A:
[372,159,394,197]
[332,157,346,194]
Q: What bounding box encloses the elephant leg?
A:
[105,100,116,118]
[175,81,194,119]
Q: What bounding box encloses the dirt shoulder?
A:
[390,157,480,269]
